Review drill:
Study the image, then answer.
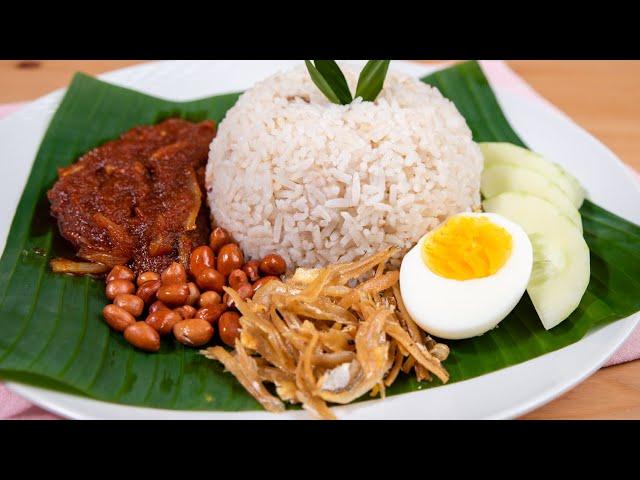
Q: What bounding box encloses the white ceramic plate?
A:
[1,61,638,419]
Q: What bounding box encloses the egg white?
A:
[399,212,533,340]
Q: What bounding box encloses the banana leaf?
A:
[0,61,638,412]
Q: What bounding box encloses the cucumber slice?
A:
[483,192,590,330]
[480,142,585,208]
[481,164,582,232]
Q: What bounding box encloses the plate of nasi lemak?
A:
[0,60,638,419]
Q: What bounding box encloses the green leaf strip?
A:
[305,60,342,104]
[314,60,353,104]
[355,60,390,102]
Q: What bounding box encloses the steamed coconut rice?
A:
[206,64,483,268]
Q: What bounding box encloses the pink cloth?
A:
[0,102,25,117]
[0,386,58,420]
[0,61,638,419]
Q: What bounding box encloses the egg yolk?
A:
[421,216,512,280]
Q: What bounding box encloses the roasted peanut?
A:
[195,304,227,324]
[137,271,160,286]
[145,309,182,336]
[102,304,136,332]
[259,254,286,276]
[186,282,200,306]
[161,262,187,285]
[196,267,225,293]
[149,300,170,314]
[252,275,279,292]
[189,245,215,277]
[124,322,161,352]
[242,260,261,282]
[217,243,244,276]
[136,279,161,304]
[156,283,190,306]
[174,305,197,319]
[107,265,135,283]
[209,227,232,253]
[228,269,248,290]
[238,282,254,299]
[218,311,242,347]
[106,279,136,301]
[113,294,144,317]
[199,290,221,308]
[173,318,214,347]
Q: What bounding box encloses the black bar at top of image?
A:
[0,7,638,59]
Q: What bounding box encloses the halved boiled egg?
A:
[399,212,533,340]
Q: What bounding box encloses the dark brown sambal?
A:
[48,118,215,275]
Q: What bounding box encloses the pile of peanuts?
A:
[102,227,287,352]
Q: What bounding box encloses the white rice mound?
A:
[206,64,483,268]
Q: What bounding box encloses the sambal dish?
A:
[48,118,215,275]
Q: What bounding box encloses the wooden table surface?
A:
[0,60,638,419]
